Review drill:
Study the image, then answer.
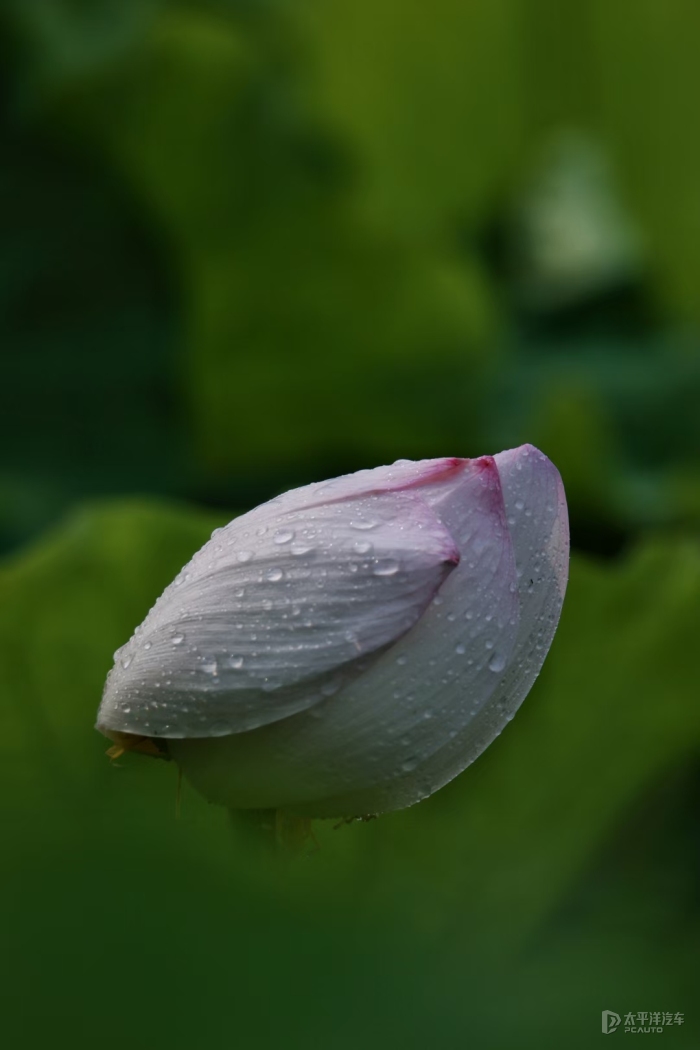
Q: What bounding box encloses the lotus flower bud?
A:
[97,446,568,818]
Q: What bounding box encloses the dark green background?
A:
[1,3,698,1047]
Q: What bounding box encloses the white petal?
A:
[395,445,569,809]
[97,489,459,739]
[170,457,523,814]
[489,444,569,713]
[278,456,468,510]
[378,445,569,814]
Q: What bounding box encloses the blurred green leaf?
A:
[9,6,495,485]
[589,0,700,322]
[0,500,698,1049]
[303,0,526,237]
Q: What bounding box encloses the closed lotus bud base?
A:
[97,446,569,819]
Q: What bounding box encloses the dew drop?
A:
[396,655,408,666]
[237,550,253,563]
[209,720,232,736]
[143,641,152,651]
[274,529,294,545]
[264,567,284,582]
[455,643,466,655]
[514,499,525,511]
[121,655,132,669]
[488,651,506,673]
[170,633,185,646]
[374,559,399,576]
[353,540,373,555]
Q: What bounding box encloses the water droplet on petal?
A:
[237,550,253,563]
[373,559,399,576]
[170,633,185,646]
[353,540,373,555]
[488,651,506,673]
[264,567,284,582]
[274,529,294,545]
[455,644,466,655]
[514,499,525,511]
[121,655,132,669]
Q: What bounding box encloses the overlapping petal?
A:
[371,443,570,813]
[97,485,459,739]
